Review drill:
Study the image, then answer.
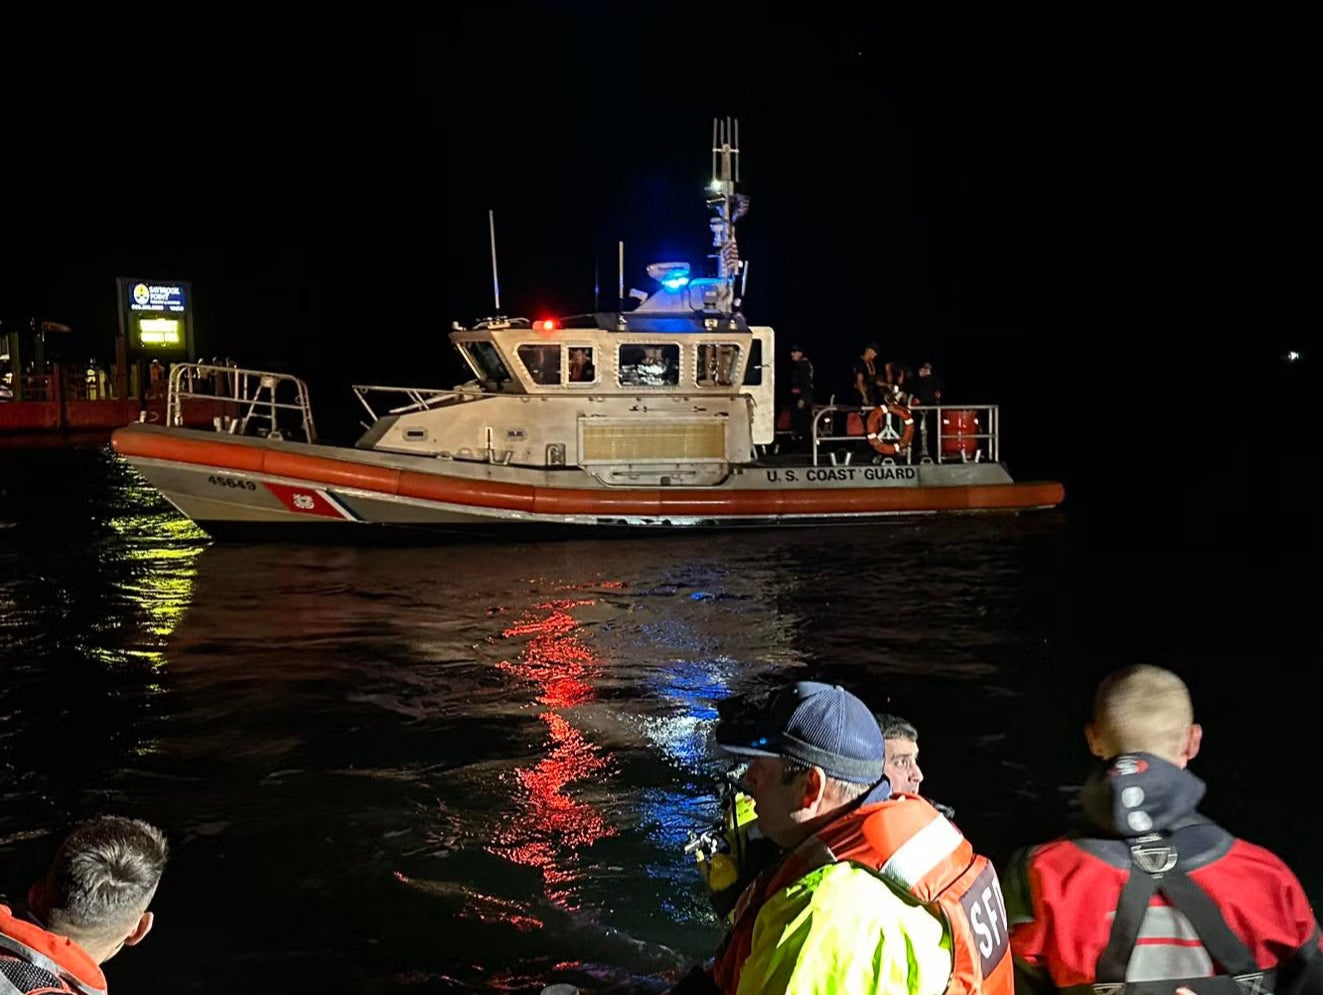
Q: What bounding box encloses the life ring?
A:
[865,403,915,456]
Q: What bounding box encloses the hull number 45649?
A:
[207,475,257,490]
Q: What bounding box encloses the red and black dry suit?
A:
[1003,753,1323,995]
[0,904,108,995]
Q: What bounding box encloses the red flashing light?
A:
[536,319,559,333]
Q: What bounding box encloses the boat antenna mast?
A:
[487,209,505,319]
[473,209,516,329]
[708,117,749,314]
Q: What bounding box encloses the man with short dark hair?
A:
[1003,664,1323,994]
[876,712,925,796]
[0,815,169,994]
[875,713,961,823]
[670,681,1012,995]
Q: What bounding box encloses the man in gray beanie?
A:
[669,680,1012,995]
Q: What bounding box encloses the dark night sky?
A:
[3,14,1316,530]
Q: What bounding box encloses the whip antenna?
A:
[488,209,501,314]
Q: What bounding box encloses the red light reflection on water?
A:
[489,597,618,909]
[499,601,596,709]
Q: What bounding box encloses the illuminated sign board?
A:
[127,282,187,313]
[116,276,194,356]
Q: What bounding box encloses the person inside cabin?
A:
[568,347,595,383]
[637,345,678,386]
[517,344,561,385]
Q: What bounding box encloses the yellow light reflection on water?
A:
[103,503,209,667]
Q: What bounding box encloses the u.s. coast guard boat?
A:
[111,122,1064,542]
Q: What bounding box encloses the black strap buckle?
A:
[1130,840,1177,875]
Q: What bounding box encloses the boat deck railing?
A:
[166,364,317,443]
[350,383,485,424]
[803,402,1000,466]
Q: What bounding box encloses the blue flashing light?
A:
[647,261,691,290]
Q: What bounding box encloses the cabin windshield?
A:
[462,341,513,386]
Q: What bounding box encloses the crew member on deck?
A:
[852,342,881,407]
[908,360,944,458]
[787,344,815,451]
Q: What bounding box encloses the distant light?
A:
[536,319,558,333]
[1286,350,1302,362]
[709,179,721,193]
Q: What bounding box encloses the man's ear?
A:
[800,766,827,810]
[1084,722,1107,759]
[123,911,154,948]
[1179,723,1202,766]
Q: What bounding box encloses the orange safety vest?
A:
[712,794,1014,995]
[0,905,107,995]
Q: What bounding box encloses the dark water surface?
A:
[0,442,1317,993]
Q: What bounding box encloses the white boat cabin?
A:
[353,282,776,483]
[452,314,774,434]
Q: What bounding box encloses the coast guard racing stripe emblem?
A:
[264,483,359,520]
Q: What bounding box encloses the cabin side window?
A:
[618,343,679,387]
[462,341,513,386]
[741,338,764,386]
[696,343,741,387]
[566,346,597,385]
[517,344,562,386]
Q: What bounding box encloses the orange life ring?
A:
[865,403,915,456]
